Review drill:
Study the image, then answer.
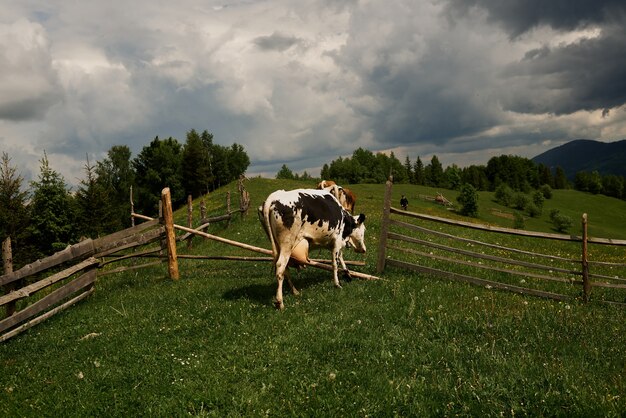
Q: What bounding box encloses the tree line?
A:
[310,148,570,193]
[0,129,249,266]
[278,148,624,228]
[281,147,624,200]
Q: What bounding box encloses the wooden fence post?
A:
[187,195,193,250]
[581,213,590,302]
[241,190,250,219]
[2,237,15,318]
[161,188,179,280]
[226,191,231,227]
[130,186,135,227]
[238,175,249,219]
[377,178,393,273]
[200,196,207,219]
[200,196,207,239]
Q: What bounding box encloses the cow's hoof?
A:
[342,271,353,282]
[274,300,285,310]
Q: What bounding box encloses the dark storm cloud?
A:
[254,32,303,52]
[0,93,60,121]
[445,0,626,38]
[444,0,626,116]
[501,29,626,114]
[331,3,503,150]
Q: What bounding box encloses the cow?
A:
[316,180,357,213]
[316,180,336,190]
[258,189,367,310]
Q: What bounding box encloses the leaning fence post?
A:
[187,194,193,250]
[377,177,393,273]
[161,188,179,280]
[581,213,590,302]
[2,237,15,318]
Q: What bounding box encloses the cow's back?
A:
[262,189,346,250]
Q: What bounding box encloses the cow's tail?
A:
[262,199,279,265]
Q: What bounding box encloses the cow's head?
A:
[346,213,366,253]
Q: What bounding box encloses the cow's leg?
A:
[285,268,300,296]
[337,250,353,282]
[274,250,291,310]
[331,248,342,288]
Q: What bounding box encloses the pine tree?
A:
[457,183,479,217]
[28,152,77,255]
[96,145,135,229]
[554,166,568,189]
[276,164,295,180]
[0,152,29,240]
[75,156,118,238]
[0,152,33,264]
[413,156,424,185]
[133,137,184,215]
[320,164,330,180]
[404,156,414,184]
[182,129,208,197]
[426,155,444,187]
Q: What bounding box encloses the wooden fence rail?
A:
[1,217,163,343]
[377,180,626,305]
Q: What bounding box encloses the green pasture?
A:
[1,178,625,416]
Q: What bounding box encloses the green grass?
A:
[2,178,626,416]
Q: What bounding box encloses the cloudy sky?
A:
[2,0,625,187]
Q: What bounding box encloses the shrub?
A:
[540,184,553,199]
[549,208,560,221]
[526,203,541,218]
[494,184,514,207]
[513,192,530,211]
[549,209,573,233]
[456,183,479,217]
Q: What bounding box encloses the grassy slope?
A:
[1,179,625,417]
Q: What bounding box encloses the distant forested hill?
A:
[532,139,626,180]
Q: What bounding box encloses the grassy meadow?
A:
[1,178,625,416]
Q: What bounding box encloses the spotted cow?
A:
[316,180,357,213]
[258,189,367,309]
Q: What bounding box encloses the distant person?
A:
[400,194,409,210]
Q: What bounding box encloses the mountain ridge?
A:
[531,139,626,180]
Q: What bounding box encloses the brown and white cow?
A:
[258,189,367,310]
[316,180,357,213]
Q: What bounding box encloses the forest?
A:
[0,129,249,265]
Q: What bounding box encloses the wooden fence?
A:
[377,180,626,305]
[0,183,246,343]
[0,218,163,342]
[1,184,377,342]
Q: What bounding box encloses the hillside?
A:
[532,139,626,179]
[2,178,626,417]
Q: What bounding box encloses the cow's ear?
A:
[357,213,366,224]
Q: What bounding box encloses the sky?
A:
[1,0,626,187]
